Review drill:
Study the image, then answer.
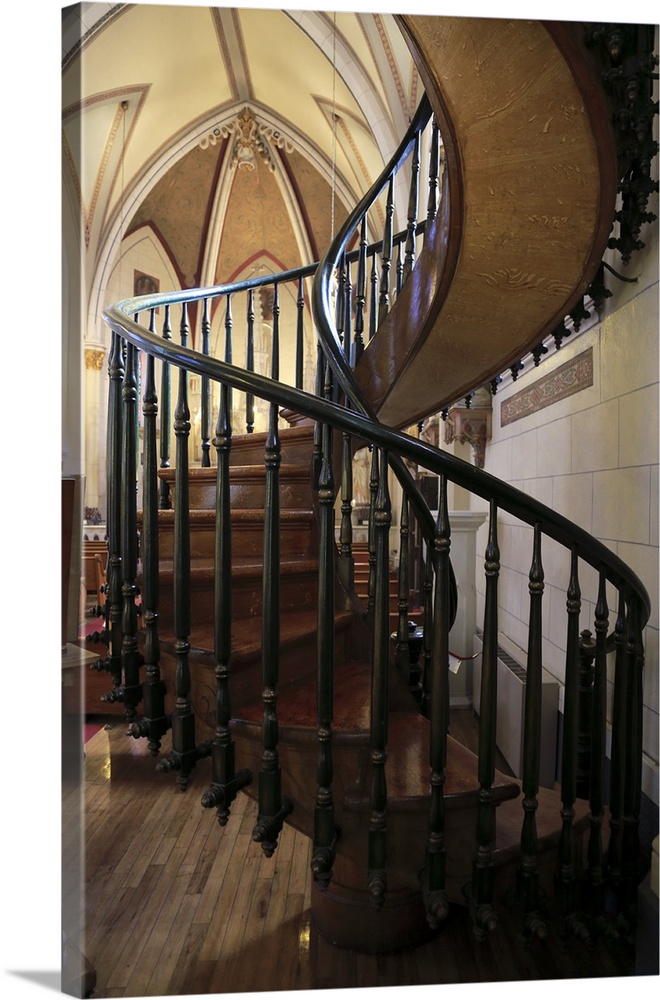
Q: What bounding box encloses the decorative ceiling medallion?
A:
[199,106,295,172]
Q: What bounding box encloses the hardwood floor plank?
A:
[80,714,638,997]
[198,833,255,961]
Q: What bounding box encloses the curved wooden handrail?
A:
[102,301,651,631]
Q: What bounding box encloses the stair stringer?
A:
[354,15,617,430]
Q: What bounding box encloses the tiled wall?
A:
[475,259,659,803]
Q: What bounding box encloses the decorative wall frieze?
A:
[500,347,593,427]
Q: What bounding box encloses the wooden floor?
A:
[64,710,639,998]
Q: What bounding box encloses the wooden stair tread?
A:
[160,608,355,662]
[236,660,374,738]
[234,668,519,809]
[491,783,592,865]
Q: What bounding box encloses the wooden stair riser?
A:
[228,424,316,467]
[154,562,319,632]
[153,509,317,562]
[159,465,314,511]
[154,615,356,727]
[229,720,526,906]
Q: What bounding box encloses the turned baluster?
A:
[378,175,394,326]
[621,598,644,909]
[427,119,440,222]
[102,332,124,687]
[422,475,450,928]
[607,588,628,884]
[367,447,392,908]
[344,257,353,369]
[245,288,255,434]
[468,499,500,938]
[517,524,546,942]
[159,304,172,509]
[557,548,588,940]
[253,283,293,854]
[395,240,404,297]
[353,216,367,364]
[587,568,609,937]
[335,254,346,349]
[337,426,354,594]
[200,298,211,467]
[312,342,325,488]
[368,249,378,341]
[295,275,305,390]
[403,131,420,281]
[394,492,411,683]
[119,340,142,721]
[366,446,379,617]
[157,305,213,788]
[224,293,233,419]
[420,555,434,718]
[201,376,252,824]
[312,414,337,885]
[128,324,170,753]
[576,629,596,800]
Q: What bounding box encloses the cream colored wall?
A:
[474,246,659,803]
[85,227,182,516]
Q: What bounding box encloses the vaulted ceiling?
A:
[62,4,422,307]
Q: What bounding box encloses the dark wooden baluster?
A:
[224,293,233,421]
[587,568,610,938]
[253,284,293,854]
[422,475,450,927]
[343,257,353,369]
[607,588,628,885]
[403,131,420,281]
[246,288,255,434]
[378,176,394,326]
[427,119,440,222]
[200,298,211,467]
[99,332,124,690]
[128,325,170,753]
[622,598,644,913]
[367,447,392,908]
[467,499,500,938]
[157,305,212,788]
[159,305,172,509]
[394,492,411,684]
[366,446,379,617]
[337,426,354,593]
[312,342,325,488]
[312,414,337,885]
[201,375,252,824]
[557,548,588,941]
[420,555,434,718]
[295,275,305,390]
[576,628,596,800]
[395,240,404,297]
[335,254,346,349]
[517,523,547,942]
[368,250,378,341]
[119,340,142,721]
[353,216,367,364]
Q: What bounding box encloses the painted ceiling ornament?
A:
[199,107,295,171]
[232,107,275,171]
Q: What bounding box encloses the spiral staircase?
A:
[85,14,655,968]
